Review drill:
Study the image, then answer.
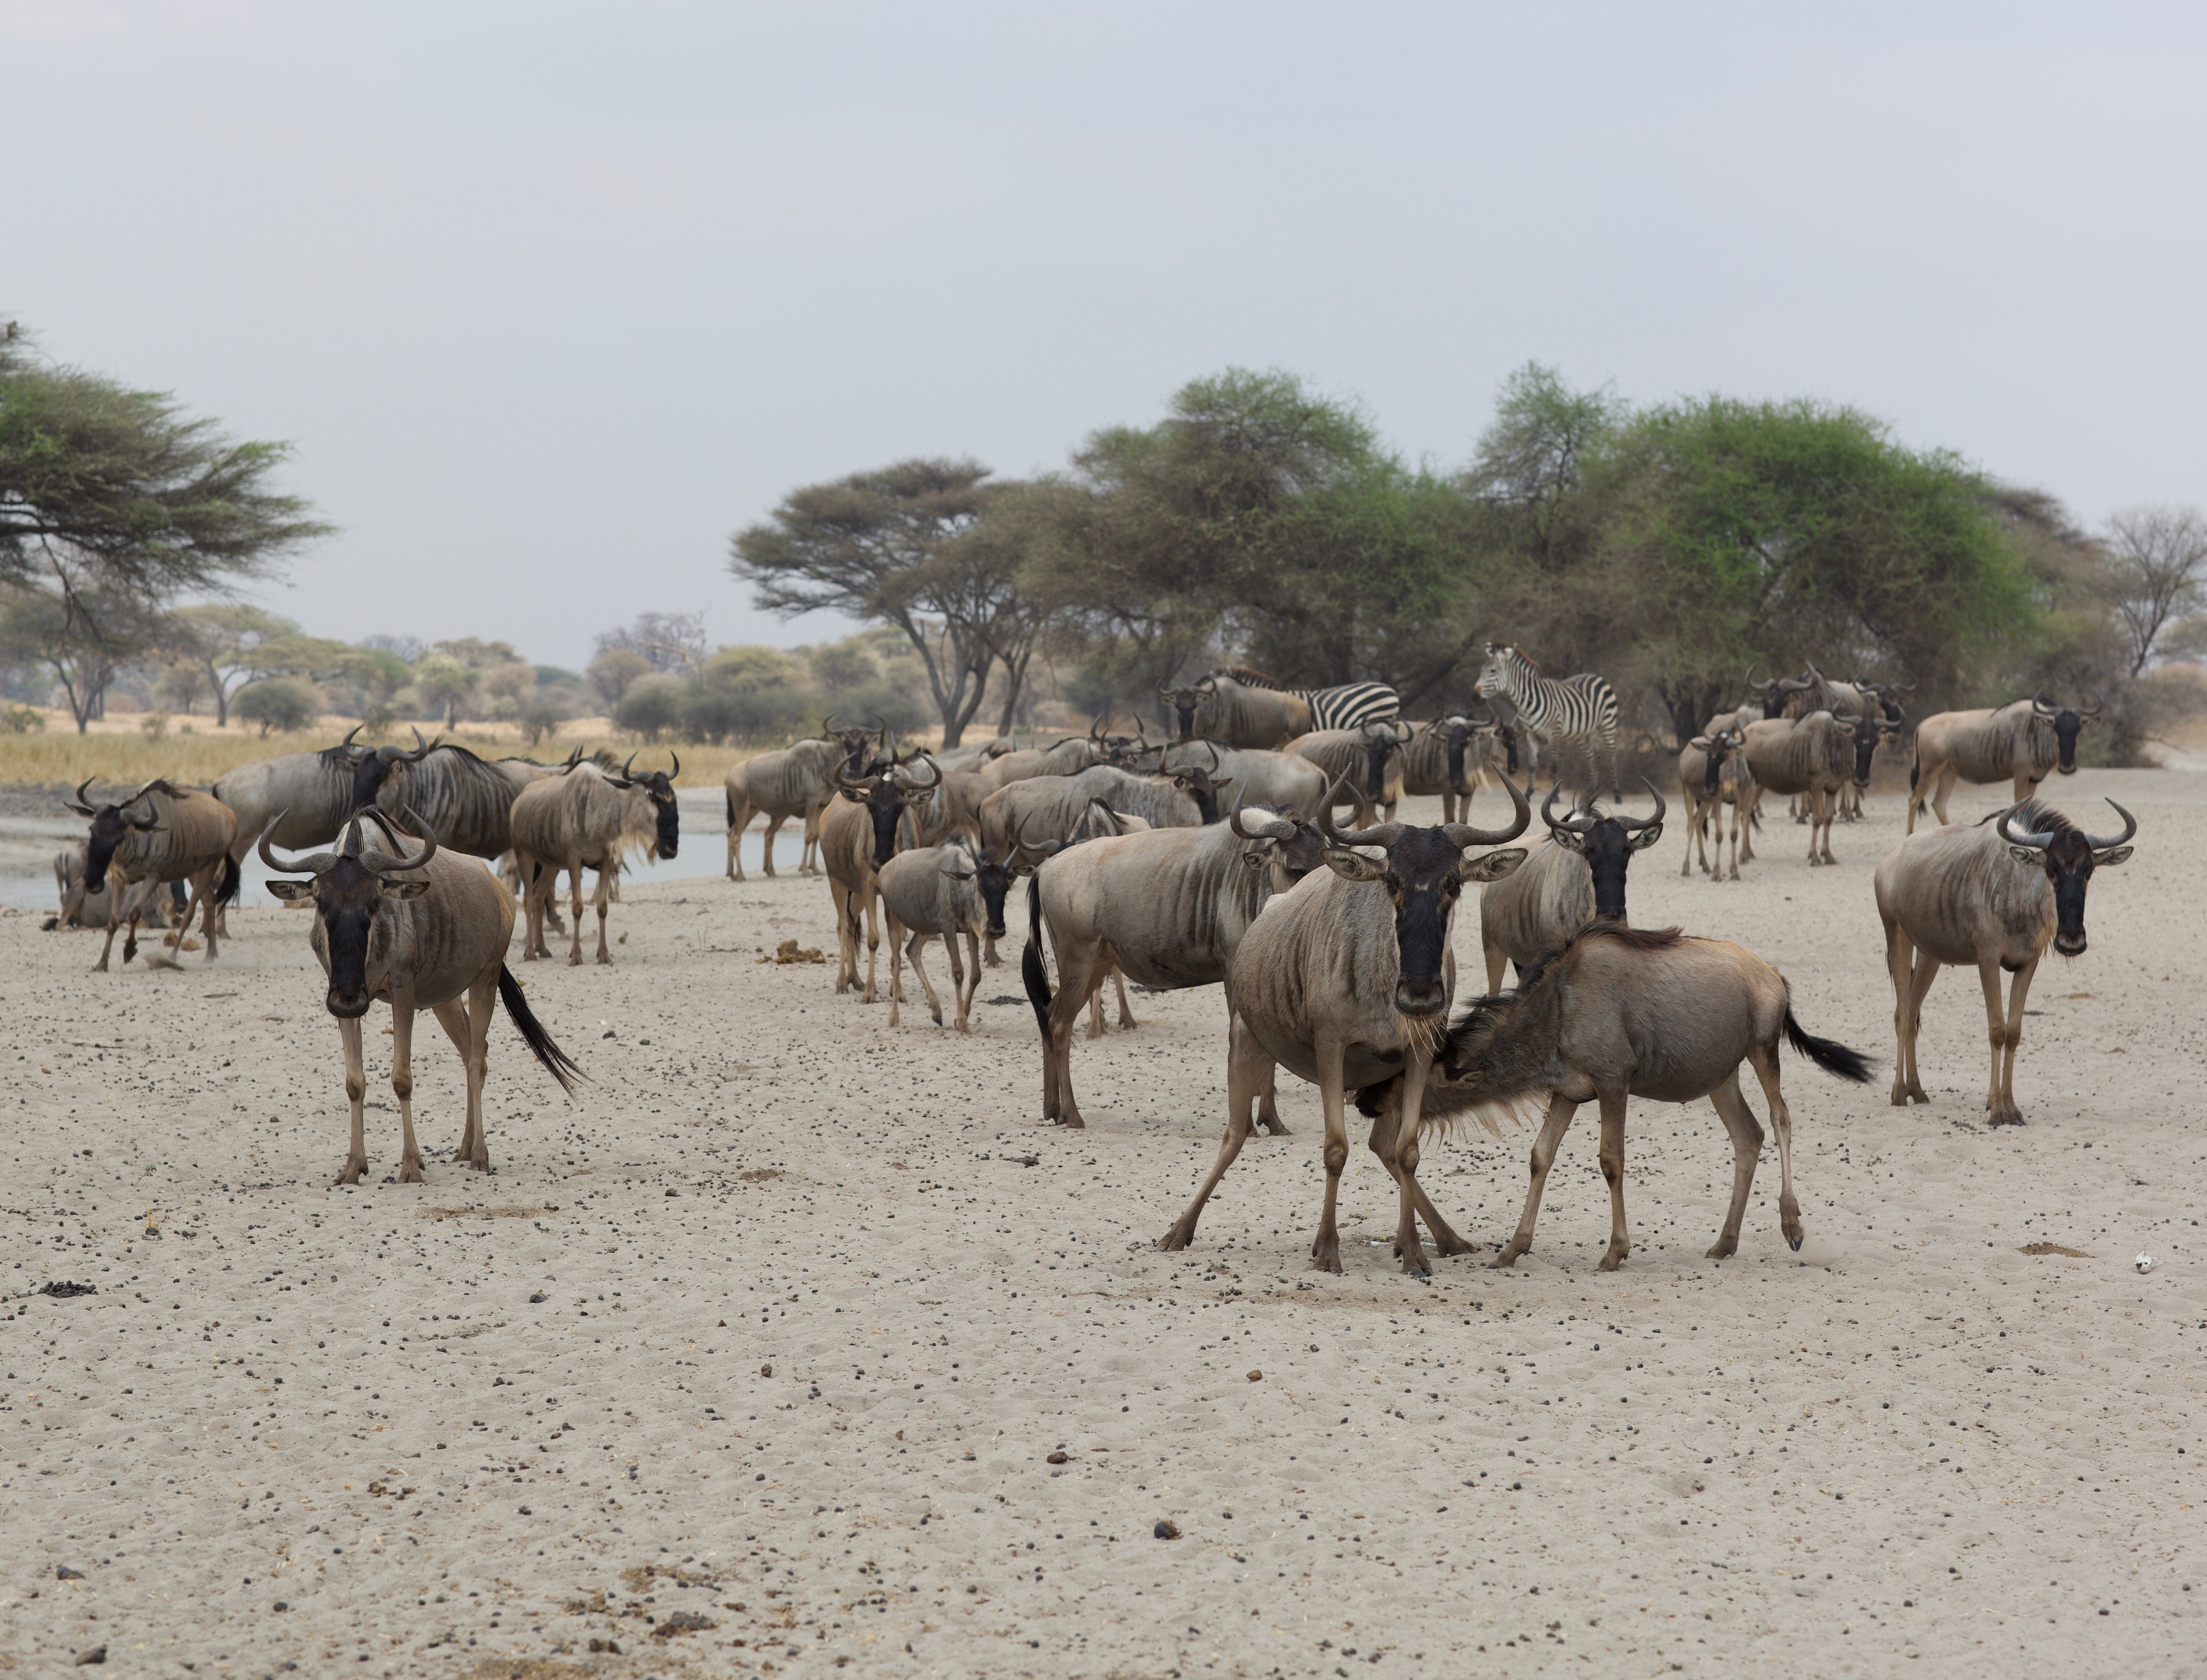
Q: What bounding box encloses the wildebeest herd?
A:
[46,649,2133,1274]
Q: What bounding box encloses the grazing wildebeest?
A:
[976,764,1214,861]
[509,756,680,965]
[1875,798,2134,1126]
[1905,694,2097,833]
[1677,729,1754,879]
[52,845,185,931]
[1286,722,1412,827]
[1151,742,1328,819]
[1159,785,1532,1274]
[1740,711,1862,865]
[64,778,241,971]
[722,724,876,880]
[819,755,943,1001]
[1399,713,1503,822]
[1021,799,1341,1130]
[875,832,1013,1032]
[1368,924,1869,1270]
[260,808,582,1184]
[211,725,369,867]
[1479,783,1665,991]
[1188,669,1316,749]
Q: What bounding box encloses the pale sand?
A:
[2,769,2202,1677]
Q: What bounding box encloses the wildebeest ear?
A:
[2007,846,2048,868]
[2092,845,2134,867]
[839,788,867,803]
[1688,736,1711,750]
[1627,822,1664,851]
[382,878,434,901]
[1322,847,1388,882]
[1240,849,1270,871]
[1462,847,1528,882]
[264,879,316,903]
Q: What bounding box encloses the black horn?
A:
[2081,798,2136,852]
[1616,778,1668,830]
[1440,772,1531,849]
[64,777,97,817]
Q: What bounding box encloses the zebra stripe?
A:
[1474,644,1621,799]
[1216,668,1401,734]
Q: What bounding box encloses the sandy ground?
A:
[2,768,2203,1678]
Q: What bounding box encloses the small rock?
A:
[74,1647,106,1667]
[56,1565,86,1580]
[519,1505,532,1514]
[529,1292,547,1304]
[761,1363,773,1378]
[1046,1451,1068,1465]
[273,1601,288,1611]
[40,1282,97,1300]
[602,1029,616,1039]
[1247,1369,1263,1382]
[1154,1520,1180,1540]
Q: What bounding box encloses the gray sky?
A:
[6,1,2201,671]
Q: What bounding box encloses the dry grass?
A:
[0,708,761,790]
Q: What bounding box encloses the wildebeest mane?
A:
[1976,797,2073,834]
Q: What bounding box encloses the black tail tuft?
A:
[725,789,735,827]
[1021,875,1053,1043]
[498,964,586,1095]
[213,852,242,909]
[1784,1008,1873,1083]
[1909,757,1920,791]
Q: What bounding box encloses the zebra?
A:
[1473,643,1621,802]
[1214,668,1400,734]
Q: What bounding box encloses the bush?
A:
[232,678,320,738]
[519,701,565,747]
[682,683,809,744]
[140,711,170,742]
[823,683,929,738]
[1,704,45,734]
[613,676,684,742]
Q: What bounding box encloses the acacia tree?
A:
[731,458,1034,748]
[0,561,167,731]
[168,603,300,725]
[2103,504,2207,676]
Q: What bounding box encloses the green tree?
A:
[0,570,164,732]
[168,603,301,726]
[731,458,1036,748]
[231,676,320,738]
[0,322,329,603]
[412,653,478,728]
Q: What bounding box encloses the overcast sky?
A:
[5,1,2201,671]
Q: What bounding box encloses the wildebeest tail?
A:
[1909,756,1920,791]
[1783,1008,1872,1084]
[1021,875,1052,1042]
[497,963,586,1094]
[725,789,735,826]
[212,852,243,909]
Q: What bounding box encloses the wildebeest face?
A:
[1544,786,1664,922]
[1171,767,1231,824]
[268,858,430,1018]
[1362,734,1395,800]
[1850,715,1885,787]
[2053,709,2083,774]
[2002,800,2134,959]
[349,750,400,812]
[863,780,906,866]
[1699,735,1732,797]
[1325,829,1526,1017]
[972,850,1022,939]
[77,793,159,896]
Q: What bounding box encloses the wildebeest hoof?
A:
[1257,1116,1291,1136]
[1597,1250,1627,1272]
[1786,1231,1805,1251]
[334,1163,366,1186]
[929,1008,942,1026]
[1705,1238,1737,1259]
[1158,1222,1195,1252]
[399,1162,425,1185]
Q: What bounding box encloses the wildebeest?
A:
[1150,742,1327,819]
[1905,694,2097,833]
[722,725,876,880]
[976,764,1215,861]
[820,755,943,1001]
[260,807,582,1184]
[210,724,370,867]
[509,756,680,965]
[875,832,1013,1032]
[1399,713,1503,822]
[1286,722,1412,826]
[64,778,241,971]
[1371,924,1870,1270]
[1740,711,1866,865]
[352,731,569,859]
[1159,784,1532,1274]
[972,735,1107,791]
[1479,784,1665,991]
[1874,797,2134,1126]
[1021,800,1340,1130]
[1677,729,1754,880]
[52,845,186,932]
[1187,669,1315,749]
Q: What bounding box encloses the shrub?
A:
[682,683,809,744]
[519,701,565,747]
[231,678,320,738]
[140,711,170,742]
[613,675,683,742]
[0,704,45,734]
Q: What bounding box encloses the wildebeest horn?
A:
[1616,778,1668,830]
[1229,801,1294,843]
[1202,740,1221,773]
[257,810,334,875]
[2081,798,2136,852]
[1542,784,1597,835]
[833,764,875,791]
[818,712,839,737]
[1157,682,1175,698]
[666,751,680,779]
[2032,690,2058,718]
[1196,675,1216,694]
[64,777,97,817]
[1441,772,1531,849]
[905,753,941,790]
[1317,777,1404,850]
[1744,661,1762,689]
[340,723,363,747]
[1995,803,2053,850]
[2080,691,2102,718]
[1777,675,1812,692]
[357,804,439,876]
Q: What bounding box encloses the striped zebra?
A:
[1473,643,1621,802]
[1217,668,1400,733]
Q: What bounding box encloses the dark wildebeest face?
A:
[839,754,938,868]
[1700,732,1736,797]
[1543,782,1666,923]
[1850,715,1887,788]
[1168,742,1232,824]
[1158,677,1215,743]
[1360,722,1410,801]
[1435,714,1479,788]
[2000,799,2134,959]
[1229,806,1330,889]
[351,728,439,811]
[616,754,681,860]
[64,778,161,896]
[2033,692,2097,775]
[1317,780,1532,1018]
[260,811,436,1019]
[1495,719,1522,776]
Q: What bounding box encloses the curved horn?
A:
[1229,802,1292,842]
[1157,682,1176,698]
[1089,711,1107,741]
[1616,778,1668,830]
[1317,777,1403,850]
[1202,740,1221,774]
[64,776,98,816]
[666,750,679,780]
[1196,675,1216,694]
[2082,798,2136,852]
[1542,783,1596,834]
[1995,802,2055,851]
[818,712,838,737]
[359,804,439,876]
[2032,690,2058,718]
[257,811,340,876]
[833,764,875,791]
[1440,771,1531,849]
[622,752,638,779]
[905,752,941,790]
[340,723,364,747]
[2080,691,2103,718]
[1743,660,1762,690]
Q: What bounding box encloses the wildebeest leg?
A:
[1595,1090,1632,1271]
[762,812,786,878]
[1310,1037,1351,1274]
[1084,974,1107,1040]
[1481,931,1507,996]
[191,861,222,960]
[860,878,881,1002]
[1045,936,1113,1127]
[1680,788,1700,878]
[901,928,940,1027]
[336,1014,371,1186]
[381,990,427,1184]
[1380,1054,1453,1276]
[1983,956,2036,1126]
[1161,1014,1267,1250]
[1704,1069,1764,1259]
[982,934,1000,969]
[1724,800,1742,880]
[799,802,823,875]
[1885,916,1927,1104]
[1817,785,1838,864]
[1930,763,1959,826]
[829,876,857,993]
[1743,1040,1802,1249]
[1495,1094,1578,1267]
[119,896,148,966]
[443,978,496,1170]
[1738,781,1759,862]
[565,863,587,965]
[955,931,979,1032]
[1112,969,1137,1030]
[593,864,613,965]
[727,800,751,880]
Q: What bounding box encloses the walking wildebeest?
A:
[1021,799,1340,1131]
[1740,711,1866,865]
[875,831,1025,1033]
[509,755,680,965]
[64,778,240,971]
[1874,797,2134,1125]
[1677,729,1754,879]
[260,807,582,1184]
[1479,784,1665,991]
[820,755,943,1001]
[1158,783,1532,1274]
[1363,924,1870,1270]
[1905,694,2098,833]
